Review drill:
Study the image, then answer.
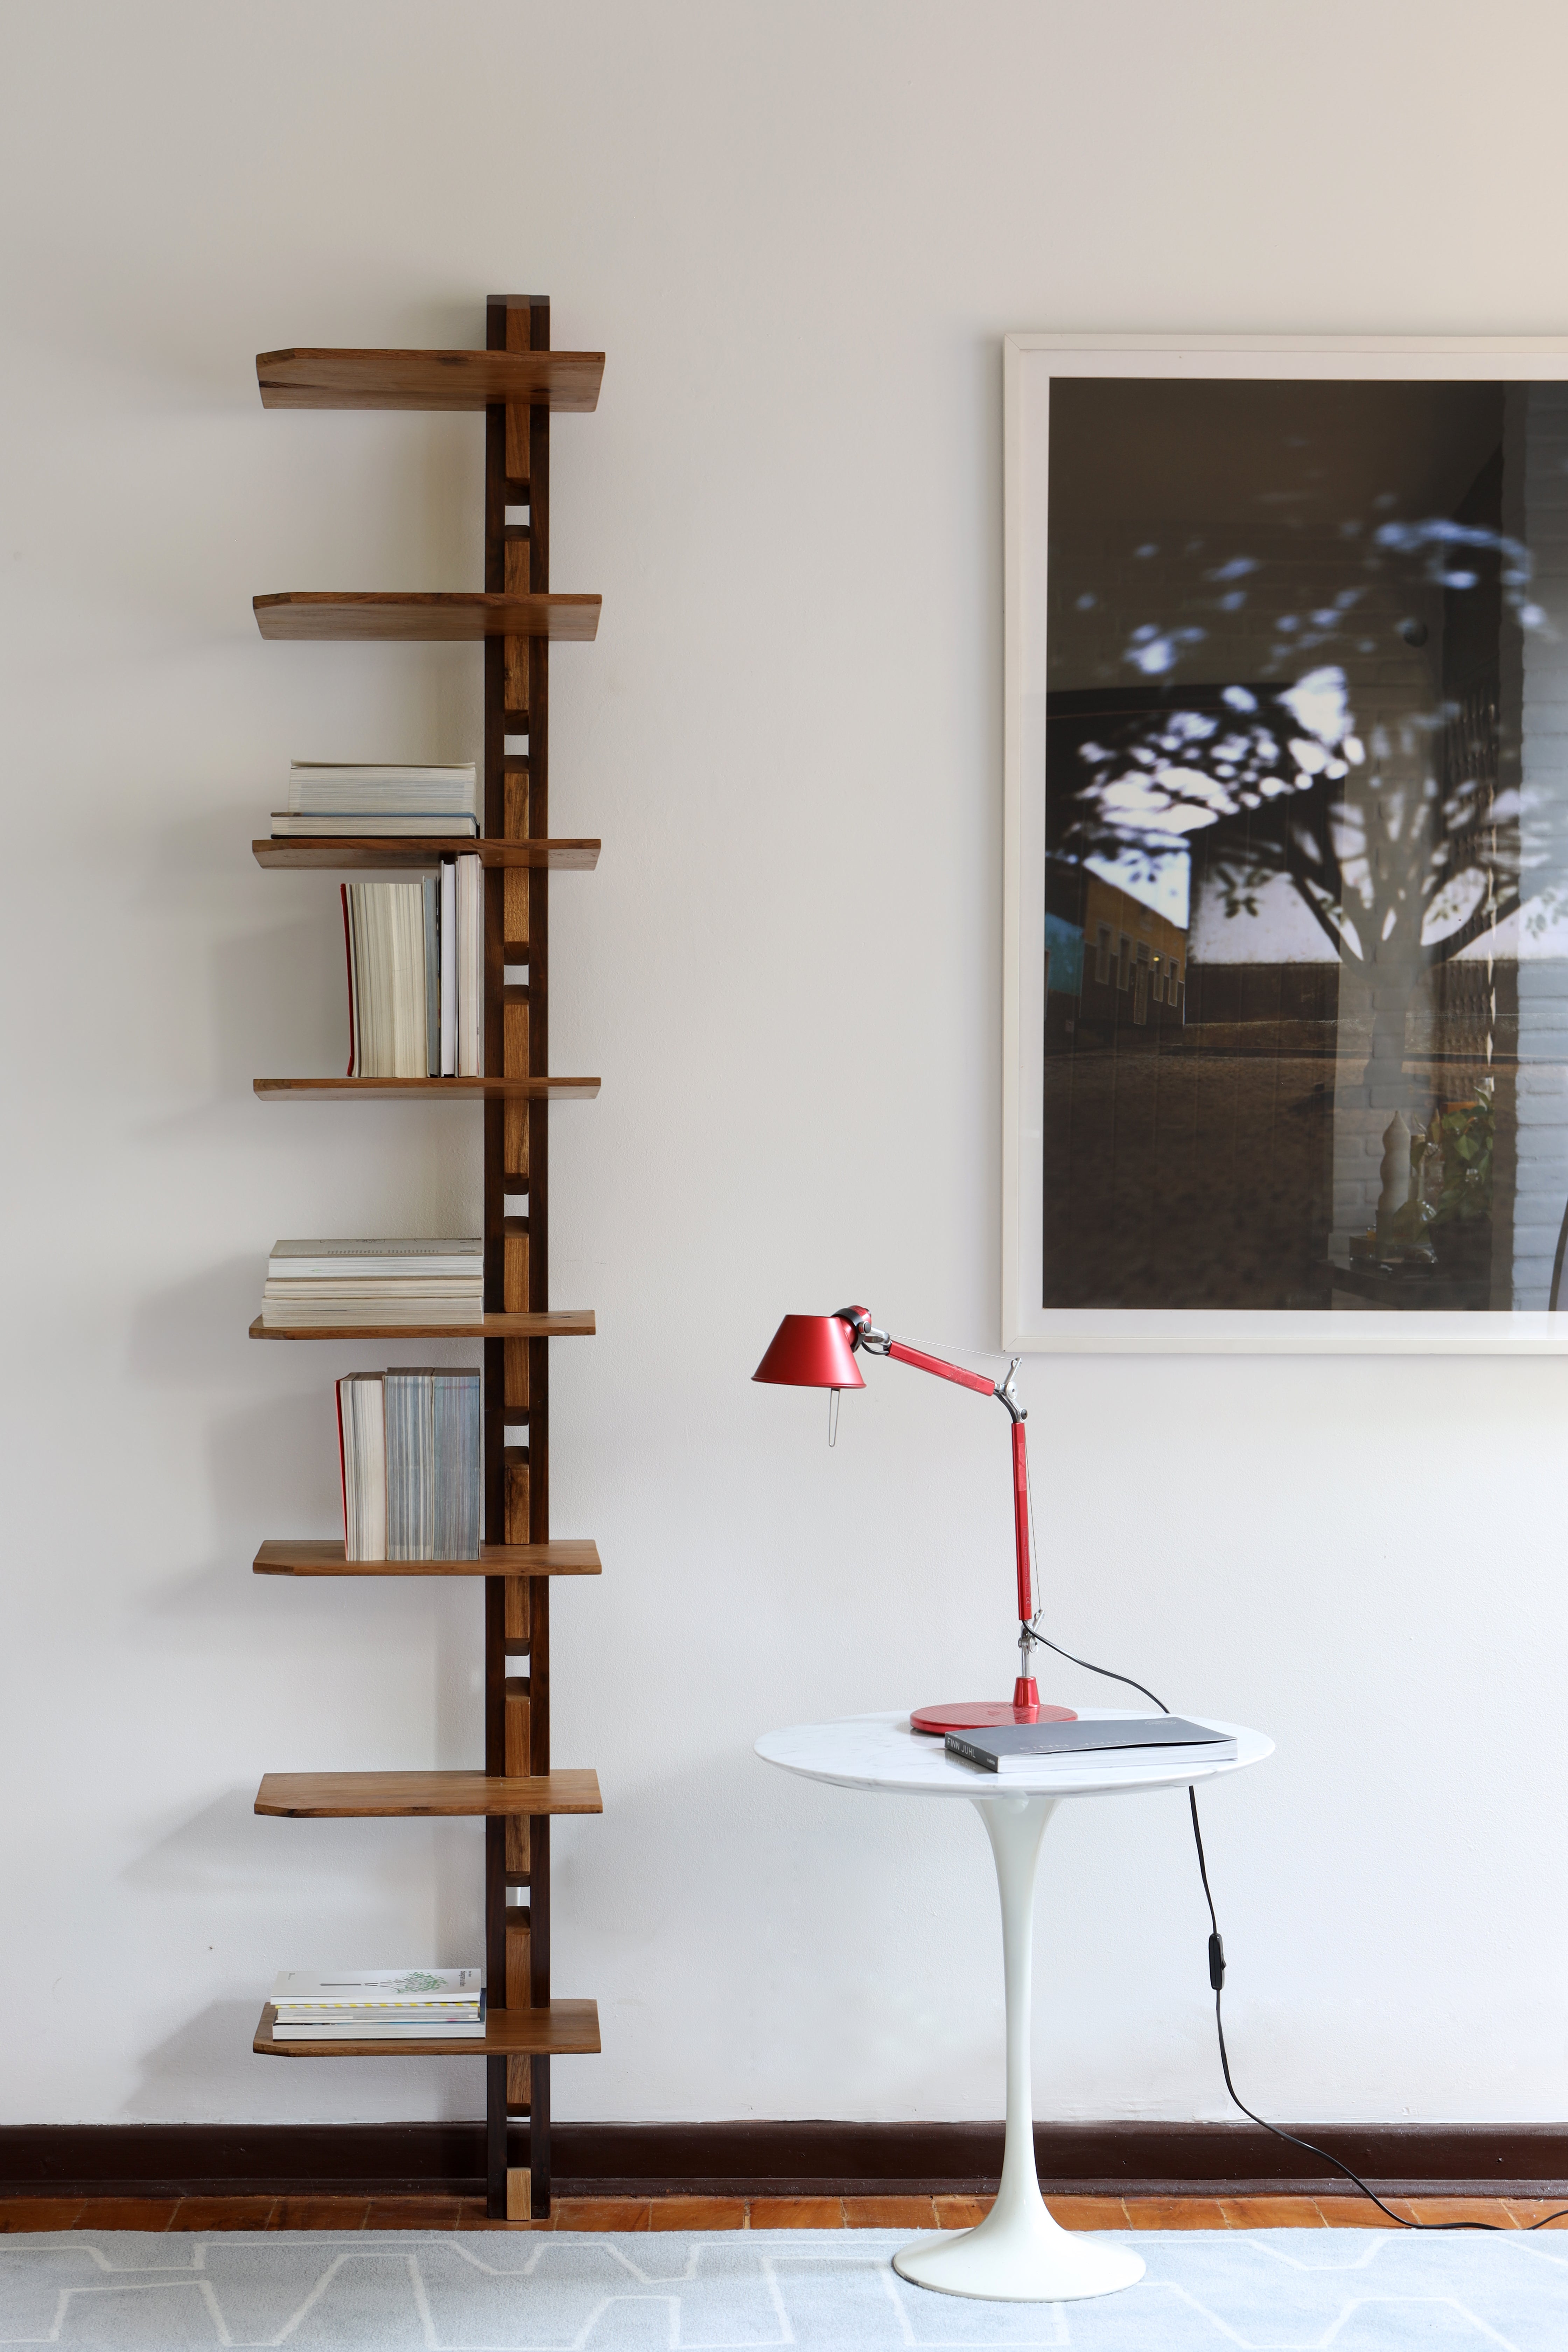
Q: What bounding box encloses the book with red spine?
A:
[335,1376,349,1546]
[341,882,357,1077]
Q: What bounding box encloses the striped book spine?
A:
[433,1372,482,1559]
[385,1372,436,1560]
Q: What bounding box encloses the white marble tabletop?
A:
[755,1707,1273,1801]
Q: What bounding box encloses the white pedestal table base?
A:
[892,1795,1145,2303]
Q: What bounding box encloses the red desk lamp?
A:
[753,1305,1076,1736]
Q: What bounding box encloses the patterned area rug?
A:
[3,2226,1567,2347]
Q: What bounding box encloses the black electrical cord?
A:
[1022,1596,1568,2231]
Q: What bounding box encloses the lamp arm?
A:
[884,1337,997,1396]
[834,1307,1035,1624]
[1008,1415,1033,1626]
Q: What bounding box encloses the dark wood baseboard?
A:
[1,2120,1565,2200]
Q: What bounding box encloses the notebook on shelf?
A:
[268,1966,486,2038]
[270,811,479,838]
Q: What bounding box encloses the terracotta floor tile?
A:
[1123,2197,1230,2230]
[267,2197,370,2230]
[1046,2197,1131,2231]
[748,2198,844,2229]
[1505,2198,1568,2228]
[551,2199,652,2232]
[364,2197,462,2230]
[451,2197,549,2231]
[1218,2197,1325,2228]
[842,2197,939,2229]
[0,2199,85,2232]
[1399,2197,1516,2229]
[932,2195,992,2230]
[648,2197,747,2232]
[74,2199,177,2232]
[1312,2196,1405,2228]
[168,2197,279,2231]
[36,2184,1535,2239]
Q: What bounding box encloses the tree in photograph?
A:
[1054,516,1564,1112]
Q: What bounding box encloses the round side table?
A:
[756,1707,1272,2303]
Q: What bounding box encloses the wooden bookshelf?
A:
[253,838,599,871]
[253,1077,599,1100]
[255,2000,601,2058]
[254,1539,601,1577]
[249,294,605,2221]
[255,1770,601,1817]
[254,592,600,642]
[257,348,604,412]
[249,1310,594,1340]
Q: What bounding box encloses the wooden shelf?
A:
[254,1538,601,1577]
[250,1310,595,1340]
[257,348,604,413]
[255,1770,601,1818]
[255,1998,600,2058]
[254,593,600,643]
[251,295,603,2219]
[253,838,599,872]
[253,1077,598,1100]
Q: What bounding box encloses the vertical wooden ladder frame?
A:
[484,293,553,2222]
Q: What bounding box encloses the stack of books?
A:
[270,1967,486,2039]
[337,1366,483,1561]
[271,761,478,839]
[261,1237,483,1330]
[342,857,483,1078]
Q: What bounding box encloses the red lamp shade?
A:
[752,1314,866,1390]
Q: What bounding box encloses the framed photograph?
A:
[1002,333,1568,1352]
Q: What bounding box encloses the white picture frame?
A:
[1002,331,1568,1354]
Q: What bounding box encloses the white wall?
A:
[4,0,1568,2134]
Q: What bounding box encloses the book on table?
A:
[335,1361,482,1561]
[340,862,483,1079]
[943,1716,1237,1772]
[269,1966,486,2038]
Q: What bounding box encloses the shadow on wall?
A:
[197,914,342,1103]
[108,822,493,2095]
[122,1999,482,2123]
[128,2000,292,2120]
[127,1256,272,1385]
[141,800,345,1080]
[120,1793,482,2120]
[119,1790,431,1907]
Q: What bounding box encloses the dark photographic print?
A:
[1003,338,1568,1350]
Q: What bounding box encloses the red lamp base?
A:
[910,1699,1077,1735]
